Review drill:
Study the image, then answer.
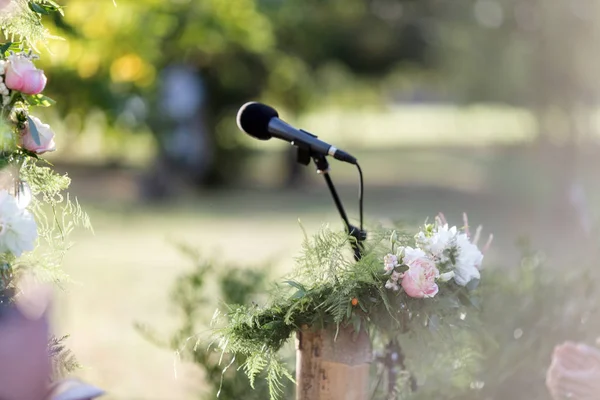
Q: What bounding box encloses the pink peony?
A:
[401,247,439,298]
[21,116,56,154]
[4,55,47,95]
[402,247,428,265]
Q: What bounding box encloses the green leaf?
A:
[40,0,63,15]
[29,2,50,15]
[466,278,480,291]
[0,43,12,56]
[25,94,56,107]
[438,295,461,309]
[458,291,481,310]
[27,116,41,146]
[21,149,39,159]
[428,314,440,332]
[358,299,368,313]
[0,43,22,58]
[261,321,282,330]
[469,296,481,310]
[283,280,305,292]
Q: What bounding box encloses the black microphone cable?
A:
[356,162,364,232]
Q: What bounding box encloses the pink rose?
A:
[5,55,47,95]
[401,248,439,298]
[21,116,56,154]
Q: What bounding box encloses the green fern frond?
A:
[20,162,70,199]
[15,256,72,285]
[0,0,63,50]
[48,335,81,379]
[19,161,92,283]
[243,352,268,389]
[266,358,291,400]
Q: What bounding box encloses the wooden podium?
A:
[295,325,372,400]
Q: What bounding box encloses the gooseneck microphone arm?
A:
[295,131,366,261]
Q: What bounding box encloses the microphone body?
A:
[267,118,357,165]
[236,102,357,165]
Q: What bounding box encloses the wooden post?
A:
[295,325,372,400]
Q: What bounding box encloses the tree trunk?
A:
[295,325,372,400]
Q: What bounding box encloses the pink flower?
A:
[383,253,398,274]
[401,248,439,298]
[402,247,427,265]
[21,116,56,154]
[5,55,47,95]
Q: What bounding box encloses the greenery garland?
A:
[215,214,492,399]
[0,0,91,377]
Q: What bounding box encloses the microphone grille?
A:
[236,102,278,141]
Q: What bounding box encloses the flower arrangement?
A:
[214,213,492,399]
[384,213,493,296]
[0,0,91,377]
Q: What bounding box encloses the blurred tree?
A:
[425,0,600,241]
[37,0,430,194]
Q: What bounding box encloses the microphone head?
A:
[236,102,278,141]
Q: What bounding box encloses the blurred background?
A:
[31,0,600,398]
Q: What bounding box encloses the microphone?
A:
[236,102,357,165]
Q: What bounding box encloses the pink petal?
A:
[21,70,47,95]
[437,212,447,226]
[483,234,494,253]
[5,69,24,91]
[472,225,482,246]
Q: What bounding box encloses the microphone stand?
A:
[294,134,366,261]
[294,136,413,397]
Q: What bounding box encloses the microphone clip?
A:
[294,130,330,173]
[295,144,311,167]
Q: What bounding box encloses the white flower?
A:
[391,271,401,282]
[385,279,400,291]
[453,233,483,286]
[0,190,37,256]
[402,246,429,265]
[438,271,455,282]
[383,253,398,274]
[416,224,457,262]
[15,182,32,210]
